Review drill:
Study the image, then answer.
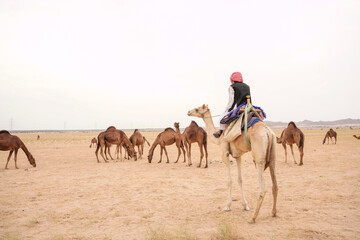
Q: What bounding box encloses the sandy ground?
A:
[1,128,360,240]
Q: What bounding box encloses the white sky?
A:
[0,0,359,130]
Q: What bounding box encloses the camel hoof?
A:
[299,163,303,166]
[197,164,201,168]
[204,165,208,168]
[223,206,231,212]
[248,218,256,224]
[272,211,277,217]
[244,205,250,211]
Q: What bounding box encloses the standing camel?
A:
[0,130,36,169]
[276,122,305,165]
[89,137,97,148]
[353,135,360,140]
[129,129,150,159]
[188,104,278,223]
[180,121,208,168]
[147,127,186,164]
[323,129,337,144]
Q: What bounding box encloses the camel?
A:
[0,130,36,169]
[95,126,137,162]
[276,122,305,165]
[129,129,150,159]
[323,129,337,144]
[147,127,186,164]
[37,135,40,140]
[353,135,360,140]
[179,121,208,168]
[89,137,97,148]
[187,104,278,223]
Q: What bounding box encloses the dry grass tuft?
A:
[211,222,244,240]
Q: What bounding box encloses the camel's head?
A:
[29,154,36,167]
[174,122,179,129]
[187,104,209,118]
[276,137,282,144]
[127,145,137,161]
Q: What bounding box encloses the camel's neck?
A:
[148,139,159,157]
[200,110,220,145]
[20,141,32,161]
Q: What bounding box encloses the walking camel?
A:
[276,122,305,165]
[353,135,360,140]
[129,129,150,159]
[187,104,278,223]
[178,121,208,168]
[323,129,337,144]
[89,137,97,148]
[0,130,36,169]
[147,127,186,164]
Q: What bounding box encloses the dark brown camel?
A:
[147,127,186,163]
[0,130,36,169]
[353,135,360,140]
[129,129,150,159]
[37,135,40,140]
[323,129,337,144]
[95,126,136,162]
[89,137,97,148]
[179,121,208,168]
[276,122,305,165]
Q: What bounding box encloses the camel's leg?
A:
[187,143,192,167]
[95,145,100,163]
[289,145,297,164]
[14,149,19,169]
[119,145,123,160]
[221,142,232,211]
[107,146,114,160]
[181,144,186,163]
[174,142,181,163]
[158,145,164,163]
[250,166,266,223]
[235,157,250,211]
[5,150,14,169]
[203,142,208,168]
[163,146,170,163]
[197,142,204,168]
[299,146,304,166]
[99,145,108,163]
[282,143,287,163]
[184,141,191,166]
[269,162,278,217]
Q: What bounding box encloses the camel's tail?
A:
[264,127,273,171]
[143,137,150,146]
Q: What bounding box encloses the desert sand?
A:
[1,128,360,240]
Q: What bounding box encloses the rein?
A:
[198,109,220,119]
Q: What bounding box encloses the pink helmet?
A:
[230,72,243,83]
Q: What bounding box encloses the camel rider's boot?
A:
[213,130,223,138]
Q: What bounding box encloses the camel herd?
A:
[0,105,358,222]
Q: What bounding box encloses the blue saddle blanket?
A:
[220,103,266,124]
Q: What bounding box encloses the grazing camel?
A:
[129,129,150,159]
[147,127,186,164]
[180,121,208,168]
[89,137,97,148]
[353,135,360,140]
[188,103,278,223]
[95,126,136,162]
[276,122,305,165]
[0,130,36,169]
[323,129,337,144]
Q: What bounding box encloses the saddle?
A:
[222,103,265,143]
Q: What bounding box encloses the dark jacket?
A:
[228,82,251,111]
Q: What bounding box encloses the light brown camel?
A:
[179,121,208,168]
[89,137,97,148]
[323,128,337,144]
[147,127,186,164]
[129,129,150,159]
[276,122,305,165]
[188,104,278,223]
[0,130,36,169]
[353,135,360,140]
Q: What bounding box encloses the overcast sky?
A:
[0,0,359,130]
